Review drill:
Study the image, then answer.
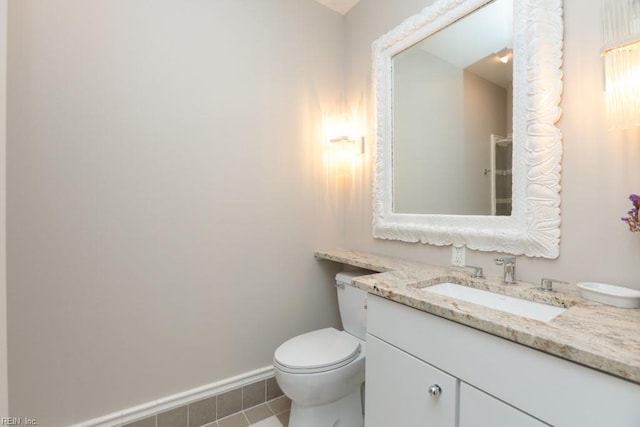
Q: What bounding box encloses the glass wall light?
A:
[329,136,365,157]
[325,135,364,179]
[322,112,364,176]
[602,0,640,128]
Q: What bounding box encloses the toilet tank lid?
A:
[335,269,372,285]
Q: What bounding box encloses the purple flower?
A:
[622,194,640,233]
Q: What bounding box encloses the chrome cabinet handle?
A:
[428,384,442,398]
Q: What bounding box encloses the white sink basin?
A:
[423,282,566,322]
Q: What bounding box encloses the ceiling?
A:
[417,0,513,87]
[314,0,361,14]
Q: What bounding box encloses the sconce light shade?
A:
[329,136,365,154]
[602,0,640,128]
[322,112,365,180]
[325,135,364,178]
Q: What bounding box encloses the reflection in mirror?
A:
[372,0,564,258]
[392,0,513,215]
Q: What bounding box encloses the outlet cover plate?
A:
[452,246,466,266]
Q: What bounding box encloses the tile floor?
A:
[204,395,290,427]
[250,417,283,427]
[123,378,287,427]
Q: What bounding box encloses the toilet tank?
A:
[336,270,370,340]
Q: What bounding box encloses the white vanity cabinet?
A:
[458,383,546,427]
[365,295,640,427]
[366,334,457,427]
[366,333,544,427]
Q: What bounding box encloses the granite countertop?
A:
[315,249,640,385]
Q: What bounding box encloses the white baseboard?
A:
[70,365,275,427]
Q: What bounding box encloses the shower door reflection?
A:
[490,134,512,216]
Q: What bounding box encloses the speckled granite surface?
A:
[315,249,640,385]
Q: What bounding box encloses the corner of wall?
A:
[0,0,9,416]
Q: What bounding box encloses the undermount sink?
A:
[423,282,566,322]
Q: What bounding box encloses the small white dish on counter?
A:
[576,282,640,309]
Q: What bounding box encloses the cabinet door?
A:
[459,383,548,427]
[365,334,457,427]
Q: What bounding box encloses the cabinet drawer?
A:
[459,383,548,427]
[368,295,640,426]
[366,334,457,427]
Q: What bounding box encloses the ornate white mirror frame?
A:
[372,0,563,258]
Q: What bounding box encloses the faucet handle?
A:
[464,265,485,279]
[494,256,516,265]
[540,278,569,292]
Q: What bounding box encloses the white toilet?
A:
[273,270,370,427]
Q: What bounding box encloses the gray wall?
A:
[7,0,345,425]
[344,0,640,287]
[463,69,508,215]
[393,48,466,214]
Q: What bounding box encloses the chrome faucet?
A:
[494,256,517,285]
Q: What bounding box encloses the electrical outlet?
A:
[452,246,466,266]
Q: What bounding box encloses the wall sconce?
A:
[329,135,365,156]
[326,135,364,177]
[602,0,640,128]
[322,111,365,177]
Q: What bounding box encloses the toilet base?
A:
[288,387,363,427]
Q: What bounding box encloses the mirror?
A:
[393,0,513,215]
[372,0,563,258]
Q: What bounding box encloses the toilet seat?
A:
[274,327,361,374]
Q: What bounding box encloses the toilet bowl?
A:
[273,270,370,427]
